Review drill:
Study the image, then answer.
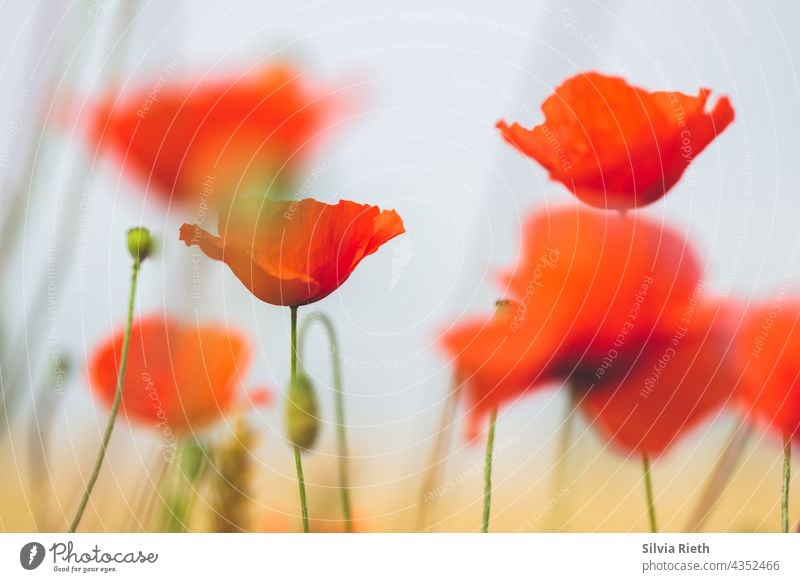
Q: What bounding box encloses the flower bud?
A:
[285,373,320,450]
[127,227,154,265]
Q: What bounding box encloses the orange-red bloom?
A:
[90,63,336,207]
[442,207,736,455]
[497,72,734,210]
[736,301,800,442]
[179,198,405,306]
[89,316,262,434]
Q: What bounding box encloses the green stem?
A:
[69,260,140,532]
[290,306,309,532]
[481,407,498,533]
[299,312,352,532]
[782,433,791,533]
[642,451,658,533]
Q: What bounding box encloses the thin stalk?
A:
[481,407,498,533]
[299,312,351,531]
[642,452,658,533]
[685,420,752,532]
[546,386,578,531]
[782,433,791,533]
[68,260,140,532]
[290,306,309,532]
[415,374,461,532]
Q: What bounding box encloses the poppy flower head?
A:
[442,207,702,417]
[180,198,405,307]
[737,300,800,442]
[442,207,730,454]
[497,72,734,210]
[90,63,338,208]
[89,316,255,434]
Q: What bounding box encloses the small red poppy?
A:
[179,198,405,307]
[89,316,261,434]
[497,72,734,210]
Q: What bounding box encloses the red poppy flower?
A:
[90,63,336,207]
[497,72,734,210]
[179,198,405,306]
[581,302,737,455]
[736,301,800,441]
[442,207,735,454]
[89,316,263,434]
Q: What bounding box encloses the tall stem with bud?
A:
[69,227,152,533]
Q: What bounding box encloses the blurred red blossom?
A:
[89,63,339,208]
[442,207,738,455]
[736,300,800,442]
[497,72,734,210]
[89,316,267,434]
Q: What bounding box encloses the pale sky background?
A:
[0,0,798,532]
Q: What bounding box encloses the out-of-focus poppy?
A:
[90,64,336,207]
[497,72,734,210]
[179,198,405,306]
[737,301,800,442]
[442,207,735,455]
[581,302,737,455]
[89,316,264,434]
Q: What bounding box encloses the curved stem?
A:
[481,407,498,533]
[298,312,351,532]
[642,452,658,533]
[782,433,791,533]
[289,306,309,532]
[69,261,140,532]
[685,419,752,532]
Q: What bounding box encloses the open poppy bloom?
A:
[736,300,800,442]
[90,63,337,208]
[442,207,736,455]
[179,198,405,306]
[89,316,265,434]
[497,72,734,210]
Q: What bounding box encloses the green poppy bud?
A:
[285,373,320,450]
[127,227,154,265]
